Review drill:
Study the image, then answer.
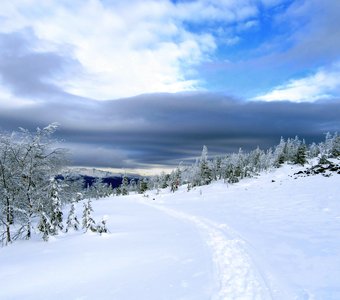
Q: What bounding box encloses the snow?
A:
[1,162,340,299]
[64,167,119,178]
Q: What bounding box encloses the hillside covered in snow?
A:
[1,161,339,300]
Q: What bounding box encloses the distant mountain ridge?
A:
[60,167,140,189]
[64,167,120,178]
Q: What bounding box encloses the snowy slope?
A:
[1,162,340,300]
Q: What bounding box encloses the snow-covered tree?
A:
[169,167,181,192]
[95,217,108,235]
[89,179,112,199]
[138,178,148,194]
[211,156,222,180]
[192,146,212,186]
[0,124,66,244]
[82,199,96,232]
[49,178,64,234]
[323,132,340,158]
[331,134,340,157]
[159,172,170,189]
[294,144,307,165]
[121,173,129,195]
[129,178,137,192]
[274,137,286,166]
[200,160,212,185]
[308,142,320,158]
[37,210,52,242]
[65,203,80,232]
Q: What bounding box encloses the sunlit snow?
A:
[1,162,339,299]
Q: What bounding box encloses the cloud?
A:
[65,143,131,168]
[1,1,339,173]
[0,30,81,99]
[199,1,340,99]
[276,0,340,64]
[0,0,210,100]
[0,84,36,107]
[252,63,340,102]
[0,93,339,169]
[0,0,263,100]
[1,1,339,102]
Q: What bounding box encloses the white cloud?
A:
[252,63,340,102]
[0,0,258,100]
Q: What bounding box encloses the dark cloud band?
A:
[1,93,339,169]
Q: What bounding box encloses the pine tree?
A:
[129,179,137,192]
[309,142,320,158]
[82,199,96,232]
[49,178,64,235]
[212,156,222,180]
[65,203,80,232]
[37,211,52,241]
[115,186,122,196]
[75,192,83,202]
[331,134,340,157]
[199,146,212,186]
[96,218,108,235]
[159,172,170,189]
[138,178,148,194]
[294,144,307,165]
[274,137,286,166]
[121,173,129,195]
[169,167,181,192]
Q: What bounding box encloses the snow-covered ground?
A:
[1,162,340,299]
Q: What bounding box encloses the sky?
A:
[0,0,339,174]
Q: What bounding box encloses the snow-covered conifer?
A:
[65,203,80,232]
[159,172,170,189]
[121,173,129,195]
[274,137,286,166]
[82,199,96,232]
[37,203,53,242]
[50,178,64,234]
[294,144,307,165]
[95,217,108,235]
[129,179,137,192]
[169,167,181,192]
[138,178,148,194]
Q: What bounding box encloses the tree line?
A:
[115,133,339,195]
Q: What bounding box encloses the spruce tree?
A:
[49,178,64,235]
[37,211,52,241]
[294,144,307,165]
[121,173,129,195]
[199,146,212,186]
[331,134,340,157]
[82,199,96,232]
[274,137,286,166]
[65,203,80,232]
[170,168,181,192]
[138,178,148,194]
[96,218,108,235]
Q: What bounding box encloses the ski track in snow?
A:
[143,202,273,300]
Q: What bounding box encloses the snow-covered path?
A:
[143,202,274,300]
